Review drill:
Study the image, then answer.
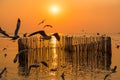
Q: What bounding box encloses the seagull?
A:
[104,66,117,80]
[116,45,119,49]
[23,33,27,37]
[27,61,48,75]
[27,62,40,74]
[38,19,46,25]
[28,30,60,41]
[0,67,7,78]
[61,72,65,80]
[0,18,21,40]
[50,65,66,71]
[0,27,10,38]
[2,48,7,51]
[97,33,100,35]
[40,61,49,67]
[4,53,7,57]
[111,66,117,73]
[50,68,58,71]
[13,49,28,63]
[43,24,53,28]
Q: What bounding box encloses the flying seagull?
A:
[50,65,66,71]
[116,45,120,49]
[0,27,10,38]
[0,67,7,78]
[27,61,48,75]
[38,19,46,25]
[28,30,60,41]
[43,24,53,28]
[13,49,28,63]
[40,61,49,67]
[104,66,117,80]
[2,48,7,51]
[0,18,21,40]
[27,62,40,75]
[111,66,117,73]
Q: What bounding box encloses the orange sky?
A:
[0,0,120,34]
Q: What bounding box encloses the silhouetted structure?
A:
[17,34,112,76]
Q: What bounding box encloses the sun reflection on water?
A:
[50,36,57,47]
[52,48,58,67]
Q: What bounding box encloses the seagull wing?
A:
[38,19,46,25]
[14,18,21,36]
[28,63,40,74]
[28,31,42,37]
[61,72,65,80]
[0,67,7,76]
[43,25,53,28]
[13,54,19,63]
[39,30,48,37]
[0,27,10,38]
[40,61,49,67]
[52,33,60,41]
[104,73,112,80]
[112,66,117,73]
[13,49,28,63]
[28,30,48,37]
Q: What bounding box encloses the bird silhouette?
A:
[13,49,28,63]
[52,33,60,41]
[40,61,49,67]
[23,33,27,37]
[116,45,120,49]
[28,30,60,41]
[50,65,66,71]
[0,18,21,40]
[0,27,10,38]
[0,67,7,78]
[27,62,40,74]
[104,66,117,80]
[97,33,100,35]
[4,53,7,58]
[111,66,117,73]
[27,61,48,75]
[2,48,7,51]
[38,19,46,25]
[43,24,53,28]
[61,72,65,80]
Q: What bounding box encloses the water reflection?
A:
[17,36,112,80]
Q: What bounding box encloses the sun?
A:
[50,5,60,14]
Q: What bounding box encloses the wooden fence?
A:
[18,35,112,75]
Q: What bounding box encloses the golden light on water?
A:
[52,48,58,67]
[50,36,57,47]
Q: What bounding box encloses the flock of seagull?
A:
[0,18,65,79]
[0,18,118,80]
[0,18,60,41]
[26,60,66,80]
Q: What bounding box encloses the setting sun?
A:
[50,5,60,14]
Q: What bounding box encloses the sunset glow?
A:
[50,5,60,15]
[0,0,120,33]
